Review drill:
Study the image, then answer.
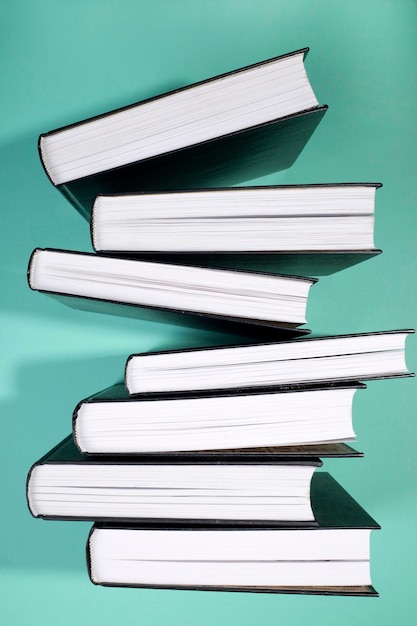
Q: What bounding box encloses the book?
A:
[27,435,324,524]
[125,329,414,394]
[72,382,365,454]
[91,184,382,276]
[38,48,327,218]
[27,248,316,337]
[87,472,380,595]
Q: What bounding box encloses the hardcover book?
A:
[72,382,365,454]
[28,248,316,337]
[27,435,326,525]
[125,329,414,394]
[87,472,380,595]
[91,183,381,276]
[38,48,327,217]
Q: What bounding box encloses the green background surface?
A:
[1,1,416,623]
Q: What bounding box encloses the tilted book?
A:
[27,248,316,337]
[38,48,327,217]
[72,382,365,454]
[125,329,414,395]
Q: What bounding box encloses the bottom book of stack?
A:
[87,472,379,595]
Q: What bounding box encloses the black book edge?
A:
[97,251,383,279]
[27,248,316,337]
[126,372,414,398]
[39,292,312,338]
[93,181,384,199]
[87,580,379,597]
[95,250,382,259]
[125,328,415,359]
[85,472,379,595]
[29,433,324,466]
[60,185,91,220]
[125,374,366,402]
[77,379,366,403]
[76,442,363,460]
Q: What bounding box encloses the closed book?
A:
[72,382,365,454]
[27,435,324,525]
[87,472,380,595]
[125,329,414,395]
[38,48,327,218]
[91,184,381,276]
[27,248,316,337]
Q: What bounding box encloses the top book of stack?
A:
[38,48,327,218]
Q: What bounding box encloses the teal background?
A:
[1,1,416,623]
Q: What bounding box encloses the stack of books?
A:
[26,48,414,596]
